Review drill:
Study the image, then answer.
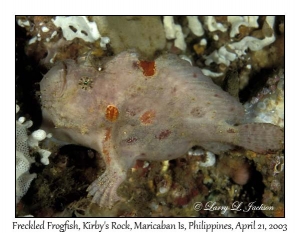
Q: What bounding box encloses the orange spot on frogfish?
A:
[156,129,171,140]
[106,105,119,122]
[103,128,112,164]
[138,60,156,76]
[102,148,111,164]
[140,110,156,124]
[104,128,111,142]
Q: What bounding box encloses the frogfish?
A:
[40,51,283,208]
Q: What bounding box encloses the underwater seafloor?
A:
[16,16,284,217]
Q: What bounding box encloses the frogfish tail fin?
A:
[236,123,284,154]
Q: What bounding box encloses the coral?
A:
[52,16,103,43]
[186,16,204,37]
[17,16,166,68]
[163,16,186,51]
[162,16,284,90]
[16,105,36,204]
[17,16,106,68]
[188,147,216,167]
[244,70,284,127]
[203,16,276,79]
[16,104,53,205]
[227,16,259,38]
[27,127,52,166]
